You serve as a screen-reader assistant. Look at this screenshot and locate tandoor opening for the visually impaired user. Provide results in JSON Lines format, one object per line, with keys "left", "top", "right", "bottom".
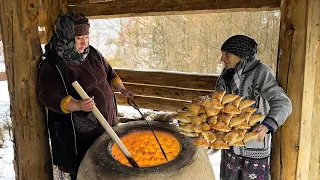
{"left": 111, "top": 130, "right": 181, "bottom": 167}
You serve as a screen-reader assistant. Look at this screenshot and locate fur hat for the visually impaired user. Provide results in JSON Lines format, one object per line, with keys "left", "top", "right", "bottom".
{"left": 73, "top": 13, "right": 90, "bottom": 36}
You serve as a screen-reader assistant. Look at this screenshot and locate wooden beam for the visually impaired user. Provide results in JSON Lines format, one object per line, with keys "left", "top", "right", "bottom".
{"left": 115, "top": 94, "right": 187, "bottom": 112}
{"left": 271, "top": 0, "right": 320, "bottom": 179}
{"left": 0, "top": 1, "right": 53, "bottom": 179}
{"left": 122, "top": 83, "right": 212, "bottom": 101}
{"left": 68, "top": 0, "right": 280, "bottom": 18}
{"left": 115, "top": 68, "right": 218, "bottom": 90}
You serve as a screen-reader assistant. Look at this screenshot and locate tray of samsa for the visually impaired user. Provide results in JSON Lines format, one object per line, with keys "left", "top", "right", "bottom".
{"left": 175, "top": 91, "right": 265, "bottom": 149}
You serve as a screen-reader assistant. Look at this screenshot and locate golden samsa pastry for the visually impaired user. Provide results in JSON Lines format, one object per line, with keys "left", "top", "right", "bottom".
{"left": 201, "top": 122, "right": 211, "bottom": 131}
{"left": 238, "top": 112, "right": 252, "bottom": 123}
{"left": 178, "top": 124, "right": 195, "bottom": 132}
{"left": 239, "top": 99, "right": 256, "bottom": 110}
{"left": 218, "top": 114, "right": 233, "bottom": 126}
{"left": 212, "top": 131, "right": 227, "bottom": 139}
{"left": 210, "top": 138, "right": 229, "bottom": 149}
{"left": 211, "top": 121, "right": 231, "bottom": 132}
{"left": 176, "top": 109, "right": 193, "bottom": 117}
{"left": 180, "top": 131, "right": 199, "bottom": 137}
{"left": 235, "top": 122, "right": 251, "bottom": 129}
{"left": 229, "top": 140, "right": 245, "bottom": 147}
{"left": 222, "top": 94, "right": 239, "bottom": 104}
{"left": 202, "top": 131, "right": 217, "bottom": 143}
{"left": 190, "top": 115, "right": 206, "bottom": 125}
{"left": 198, "top": 107, "right": 206, "bottom": 114}
{"left": 241, "top": 107, "right": 257, "bottom": 115}
{"left": 208, "top": 116, "right": 218, "bottom": 128}
{"left": 249, "top": 114, "right": 265, "bottom": 126}
{"left": 232, "top": 129, "right": 247, "bottom": 142}
{"left": 198, "top": 113, "right": 208, "bottom": 122}
{"left": 193, "top": 125, "right": 203, "bottom": 133}
{"left": 209, "top": 98, "right": 224, "bottom": 109}
{"left": 204, "top": 106, "right": 221, "bottom": 117}
{"left": 232, "top": 97, "right": 243, "bottom": 108}
{"left": 224, "top": 132, "right": 239, "bottom": 144}
{"left": 200, "top": 97, "right": 212, "bottom": 107}
{"left": 210, "top": 91, "right": 226, "bottom": 103}
{"left": 229, "top": 116, "right": 246, "bottom": 128}
{"left": 243, "top": 132, "right": 259, "bottom": 142}
{"left": 185, "top": 103, "right": 202, "bottom": 116}
{"left": 221, "top": 103, "right": 241, "bottom": 114}
{"left": 175, "top": 114, "right": 192, "bottom": 123}
{"left": 194, "top": 136, "right": 210, "bottom": 146}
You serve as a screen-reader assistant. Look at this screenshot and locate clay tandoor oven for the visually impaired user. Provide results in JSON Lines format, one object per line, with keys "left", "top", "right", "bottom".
{"left": 77, "top": 121, "right": 215, "bottom": 180}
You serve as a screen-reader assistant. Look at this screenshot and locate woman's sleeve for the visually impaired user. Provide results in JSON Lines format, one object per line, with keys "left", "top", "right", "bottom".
{"left": 102, "top": 57, "right": 122, "bottom": 87}
{"left": 38, "top": 62, "right": 69, "bottom": 113}
{"left": 256, "top": 64, "right": 292, "bottom": 131}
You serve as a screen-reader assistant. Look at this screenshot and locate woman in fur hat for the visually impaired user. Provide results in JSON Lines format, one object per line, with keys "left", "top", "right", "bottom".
{"left": 216, "top": 35, "right": 292, "bottom": 180}
{"left": 38, "top": 12, "right": 133, "bottom": 179}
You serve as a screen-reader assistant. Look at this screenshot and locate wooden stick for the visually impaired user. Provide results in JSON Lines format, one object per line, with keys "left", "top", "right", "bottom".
{"left": 72, "top": 81, "right": 139, "bottom": 168}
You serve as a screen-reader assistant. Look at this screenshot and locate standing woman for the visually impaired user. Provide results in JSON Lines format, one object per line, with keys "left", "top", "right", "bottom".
{"left": 216, "top": 35, "right": 292, "bottom": 180}
{"left": 38, "top": 13, "right": 133, "bottom": 179}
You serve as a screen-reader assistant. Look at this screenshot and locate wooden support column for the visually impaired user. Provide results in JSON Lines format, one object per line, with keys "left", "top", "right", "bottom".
{"left": 314, "top": 22, "right": 320, "bottom": 179}
{"left": 0, "top": 0, "right": 65, "bottom": 179}
{"left": 0, "top": 26, "right": 2, "bottom": 41}
{"left": 271, "top": 0, "right": 320, "bottom": 179}
{"left": 39, "top": 0, "right": 67, "bottom": 44}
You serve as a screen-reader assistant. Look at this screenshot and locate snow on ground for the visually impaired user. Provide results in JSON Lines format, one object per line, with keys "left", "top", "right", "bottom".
{"left": 0, "top": 81, "right": 14, "bottom": 180}
{"left": 0, "top": 132, "right": 14, "bottom": 180}
{"left": 0, "top": 80, "right": 221, "bottom": 180}
{"left": 0, "top": 64, "right": 5, "bottom": 72}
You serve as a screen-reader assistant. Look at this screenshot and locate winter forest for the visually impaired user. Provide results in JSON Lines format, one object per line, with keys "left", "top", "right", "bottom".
{"left": 89, "top": 11, "right": 280, "bottom": 74}
{"left": 0, "top": 11, "right": 280, "bottom": 74}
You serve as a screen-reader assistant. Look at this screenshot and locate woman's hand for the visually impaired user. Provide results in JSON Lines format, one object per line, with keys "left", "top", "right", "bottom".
{"left": 251, "top": 124, "right": 269, "bottom": 142}
{"left": 77, "top": 96, "right": 95, "bottom": 112}
{"left": 121, "top": 89, "right": 134, "bottom": 99}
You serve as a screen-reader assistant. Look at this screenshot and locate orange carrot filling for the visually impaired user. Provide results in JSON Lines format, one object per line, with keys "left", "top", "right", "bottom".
{"left": 111, "top": 130, "right": 181, "bottom": 167}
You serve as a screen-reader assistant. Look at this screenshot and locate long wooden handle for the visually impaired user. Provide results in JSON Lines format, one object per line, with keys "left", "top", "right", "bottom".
{"left": 72, "top": 81, "right": 139, "bottom": 168}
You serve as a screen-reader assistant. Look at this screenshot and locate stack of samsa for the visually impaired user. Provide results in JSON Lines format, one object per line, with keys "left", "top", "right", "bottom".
{"left": 176, "top": 91, "right": 265, "bottom": 149}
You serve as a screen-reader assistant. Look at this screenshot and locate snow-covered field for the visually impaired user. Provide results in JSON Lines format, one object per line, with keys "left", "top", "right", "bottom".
{"left": 0, "top": 80, "right": 220, "bottom": 180}
{"left": 0, "top": 81, "right": 14, "bottom": 180}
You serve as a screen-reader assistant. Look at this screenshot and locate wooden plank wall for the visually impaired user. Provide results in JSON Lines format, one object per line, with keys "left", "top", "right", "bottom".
{"left": 68, "top": 0, "right": 280, "bottom": 18}
{"left": 114, "top": 68, "right": 218, "bottom": 111}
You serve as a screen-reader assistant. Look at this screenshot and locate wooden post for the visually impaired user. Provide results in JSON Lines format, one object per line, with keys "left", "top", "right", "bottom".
{"left": 272, "top": 0, "right": 320, "bottom": 179}
{"left": 39, "top": 0, "right": 67, "bottom": 44}
{"left": 0, "top": 26, "right": 2, "bottom": 41}
{"left": 0, "top": 0, "right": 67, "bottom": 179}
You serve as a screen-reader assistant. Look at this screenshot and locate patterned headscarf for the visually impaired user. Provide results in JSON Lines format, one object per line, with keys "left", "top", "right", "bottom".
{"left": 43, "top": 12, "right": 90, "bottom": 65}
{"left": 217, "top": 35, "right": 258, "bottom": 93}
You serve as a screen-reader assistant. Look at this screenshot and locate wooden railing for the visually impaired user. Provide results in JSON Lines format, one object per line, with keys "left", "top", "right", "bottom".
{"left": 114, "top": 68, "right": 219, "bottom": 112}
{"left": 0, "top": 69, "right": 220, "bottom": 112}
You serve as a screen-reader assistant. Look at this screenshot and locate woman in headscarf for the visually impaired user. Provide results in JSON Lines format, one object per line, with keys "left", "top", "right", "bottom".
{"left": 216, "top": 35, "right": 292, "bottom": 180}
{"left": 37, "top": 12, "right": 133, "bottom": 179}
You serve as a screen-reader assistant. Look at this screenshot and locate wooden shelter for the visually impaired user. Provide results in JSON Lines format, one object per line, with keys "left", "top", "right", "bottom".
{"left": 0, "top": 0, "right": 319, "bottom": 179}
